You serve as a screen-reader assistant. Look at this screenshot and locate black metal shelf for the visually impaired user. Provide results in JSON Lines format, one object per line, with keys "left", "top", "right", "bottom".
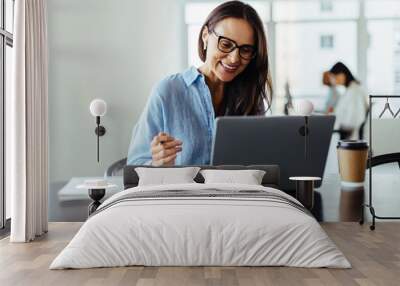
{"left": 360, "top": 95, "right": 400, "bottom": 230}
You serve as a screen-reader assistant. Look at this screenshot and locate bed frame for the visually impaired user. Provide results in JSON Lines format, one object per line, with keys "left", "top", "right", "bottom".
{"left": 123, "top": 165, "right": 280, "bottom": 190}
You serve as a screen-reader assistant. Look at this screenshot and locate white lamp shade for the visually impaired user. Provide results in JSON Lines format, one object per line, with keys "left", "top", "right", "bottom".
{"left": 294, "top": 99, "right": 314, "bottom": 116}
{"left": 89, "top": 99, "right": 107, "bottom": 117}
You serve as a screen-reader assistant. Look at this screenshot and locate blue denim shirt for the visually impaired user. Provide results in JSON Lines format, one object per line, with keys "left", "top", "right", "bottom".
{"left": 127, "top": 66, "right": 216, "bottom": 165}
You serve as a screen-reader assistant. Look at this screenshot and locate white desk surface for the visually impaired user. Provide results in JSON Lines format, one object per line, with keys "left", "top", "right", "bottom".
{"left": 58, "top": 176, "right": 124, "bottom": 202}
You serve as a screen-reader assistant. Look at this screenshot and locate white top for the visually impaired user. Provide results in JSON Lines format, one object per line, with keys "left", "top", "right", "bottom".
{"left": 76, "top": 183, "right": 117, "bottom": 190}
{"left": 334, "top": 81, "right": 368, "bottom": 139}
{"left": 58, "top": 176, "right": 123, "bottom": 201}
{"left": 289, "top": 176, "right": 321, "bottom": 181}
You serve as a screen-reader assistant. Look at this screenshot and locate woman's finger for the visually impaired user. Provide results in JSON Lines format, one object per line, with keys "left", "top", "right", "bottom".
{"left": 151, "top": 134, "right": 175, "bottom": 147}
{"left": 159, "top": 153, "right": 177, "bottom": 165}
{"left": 152, "top": 146, "right": 182, "bottom": 161}
{"left": 152, "top": 140, "right": 182, "bottom": 154}
{"left": 151, "top": 136, "right": 158, "bottom": 147}
{"left": 161, "top": 139, "right": 182, "bottom": 149}
{"left": 158, "top": 134, "right": 175, "bottom": 144}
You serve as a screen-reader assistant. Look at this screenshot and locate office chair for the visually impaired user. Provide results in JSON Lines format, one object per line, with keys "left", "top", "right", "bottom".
{"left": 358, "top": 106, "right": 370, "bottom": 140}
{"left": 105, "top": 157, "right": 127, "bottom": 177}
{"left": 366, "top": 152, "right": 400, "bottom": 170}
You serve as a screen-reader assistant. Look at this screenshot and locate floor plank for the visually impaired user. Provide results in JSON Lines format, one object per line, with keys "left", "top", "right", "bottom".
{"left": 0, "top": 222, "right": 399, "bottom": 286}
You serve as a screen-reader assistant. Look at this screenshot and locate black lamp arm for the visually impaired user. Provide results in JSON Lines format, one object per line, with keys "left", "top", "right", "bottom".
{"left": 93, "top": 116, "right": 106, "bottom": 162}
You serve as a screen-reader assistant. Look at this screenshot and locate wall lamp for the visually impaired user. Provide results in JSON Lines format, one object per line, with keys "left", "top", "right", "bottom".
{"left": 89, "top": 99, "right": 107, "bottom": 162}
{"left": 294, "top": 99, "right": 314, "bottom": 159}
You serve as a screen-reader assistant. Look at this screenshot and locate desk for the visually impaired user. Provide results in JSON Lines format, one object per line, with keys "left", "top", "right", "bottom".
{"left": 50, "top": 165, "right": 400, "bottom": 223}
{"left": 316, "top": 164, "right": 400, "bottom": 222}
{"left": 58, "top": 176, "right": 123, "bottom": 202}
{"left": 49, "top": 177, "right": 123, "bottom": 222}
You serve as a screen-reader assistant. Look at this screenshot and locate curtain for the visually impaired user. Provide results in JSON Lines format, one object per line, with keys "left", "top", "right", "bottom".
{"left": 9, "top": 0, "right": 49, "bottom": 242}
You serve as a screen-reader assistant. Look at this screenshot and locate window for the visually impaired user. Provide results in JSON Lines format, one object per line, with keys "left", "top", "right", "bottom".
{"left": 320, "top": 0, "right": 333, "bottom": 12}
{"left": 185, "top": 2, "right": 222, "bottom": 67}
{"left": 1, "top": 0, "right": 14, "bottom": 229}
{"left": 366, "top": 0, "right": 400, "bottom": 18}
{"left": 275, "top": 21, "right": 357, "bottom": 110}
{"left": 320, "top": 34, "right": 334, "bottom": 49}
{"left": 273, "top": 0, "right": 358, "bottom": 21}
{"left": 366, "top": 0, "right": 400, "bottom": 115}
{"left": 274, "top": 0, "right": 358, "bottom": 112}
{"left": 367, "top": 20, "right": 400, "bottom": 94}
{"left": 184, "top": 0, "right": 400, "bottom": 114}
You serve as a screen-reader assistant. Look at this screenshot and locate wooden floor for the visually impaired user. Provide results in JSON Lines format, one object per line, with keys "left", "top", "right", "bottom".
{"left": 0, "top": 222, "right": 399, "bottom": 286}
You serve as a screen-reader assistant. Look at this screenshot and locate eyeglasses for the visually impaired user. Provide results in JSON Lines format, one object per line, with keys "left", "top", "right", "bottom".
{"left": 211, "top": 30, "right": 256, "bottom": 60}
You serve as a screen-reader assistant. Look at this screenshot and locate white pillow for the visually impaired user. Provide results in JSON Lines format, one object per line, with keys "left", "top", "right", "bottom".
{"left": 135, "top": 167, "right": 200, "bottom": 186}
{"left": 200, "top": 169, "right": 266, "bottom": 185}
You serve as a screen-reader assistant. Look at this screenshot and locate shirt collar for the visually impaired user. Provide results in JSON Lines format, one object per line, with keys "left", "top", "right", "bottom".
{"left": 182, "top": 66, "right": 203, "bottom": 87}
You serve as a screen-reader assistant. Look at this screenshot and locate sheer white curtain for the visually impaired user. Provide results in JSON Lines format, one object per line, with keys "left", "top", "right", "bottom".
{"left": 9, "top": 0, "right": 49, "bottom": 242}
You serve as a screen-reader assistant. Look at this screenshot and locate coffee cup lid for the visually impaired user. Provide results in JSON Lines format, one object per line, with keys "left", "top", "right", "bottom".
{"left": 337, "top": 140, "right": 368, "bottom": 150}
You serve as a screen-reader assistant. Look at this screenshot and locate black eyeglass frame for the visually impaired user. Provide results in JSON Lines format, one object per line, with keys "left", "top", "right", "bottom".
{"left": 211, "top": 30, "right": 257, "bottom": 60}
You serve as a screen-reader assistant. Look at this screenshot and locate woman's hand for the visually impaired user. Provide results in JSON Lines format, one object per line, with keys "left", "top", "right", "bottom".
{"left": 322, "top": 71, "right": 336, "bottom": 87}
{"left": 151, "top": 132, "right": 183, "bottom": 166}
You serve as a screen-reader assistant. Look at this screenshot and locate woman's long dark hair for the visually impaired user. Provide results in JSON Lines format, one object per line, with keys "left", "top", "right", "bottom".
{"left": 329, "top": 62, "right": 359, "bottom": 87}
{"left": 198, "top": 1, "right": 272, "bottom": 115}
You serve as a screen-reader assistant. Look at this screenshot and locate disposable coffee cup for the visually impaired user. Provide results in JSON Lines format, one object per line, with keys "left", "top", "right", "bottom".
{"left": 337, "top": 140, "right": 369, "bottom": 187}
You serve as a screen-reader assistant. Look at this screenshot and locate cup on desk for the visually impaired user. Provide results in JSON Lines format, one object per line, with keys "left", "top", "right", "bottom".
{"left": 337, "top": 140, "right": 369, "bottom": 188}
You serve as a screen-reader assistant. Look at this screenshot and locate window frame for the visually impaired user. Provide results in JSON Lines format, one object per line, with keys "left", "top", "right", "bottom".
{"left": 0, "top": 0, "right": 14, "bottom": 231}
{"left": 321, "top": 0, "right": 334, "bottom": 12}
{"left": 320, "top": 34, "right": 335, "bottom": 49}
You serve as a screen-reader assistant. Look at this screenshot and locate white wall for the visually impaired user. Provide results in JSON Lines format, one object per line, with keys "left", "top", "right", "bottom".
{"left": 47, "top": 0, "right": 186, "bottom": 185}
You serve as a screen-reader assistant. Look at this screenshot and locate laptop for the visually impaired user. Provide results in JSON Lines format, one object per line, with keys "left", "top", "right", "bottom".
{"left": 210, "top": 115, "right": 335, "bottom": 191}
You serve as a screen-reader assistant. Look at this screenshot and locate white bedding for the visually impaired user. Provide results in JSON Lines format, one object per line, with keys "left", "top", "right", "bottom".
{"left": 50, "top": 183, "right": 351, "bottom": 269}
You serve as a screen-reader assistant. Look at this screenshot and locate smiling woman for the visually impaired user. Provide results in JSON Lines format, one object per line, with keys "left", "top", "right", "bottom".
{"left": 127, "top": 1, "right": 272, "bottom": 167}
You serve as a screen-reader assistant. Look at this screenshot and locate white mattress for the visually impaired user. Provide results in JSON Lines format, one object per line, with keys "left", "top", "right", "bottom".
{"left": 50, "top": 183, "right": 351, "bottom": 269}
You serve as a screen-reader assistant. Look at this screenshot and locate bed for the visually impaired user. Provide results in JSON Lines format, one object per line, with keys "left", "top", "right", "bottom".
{"left": 50, "top": 165, "right": 350, "bottom": 269}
